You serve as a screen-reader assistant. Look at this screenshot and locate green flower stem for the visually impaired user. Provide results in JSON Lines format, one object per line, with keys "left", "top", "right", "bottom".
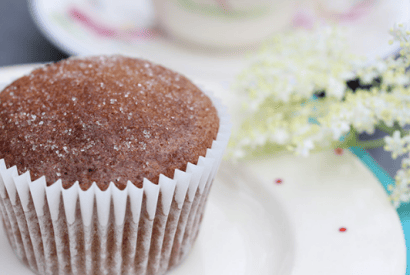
{"left": 356, "top": 138, "right": 386, "bottom": 149}
{"left": 336, "top": 129, "right": 385, "bottom": 149}
{"left": 376, "top": 122, "right": 396, "bottom": 135}
{"left": 376, "top": 122, "right": 408, "bottom": 136}
{"left": 344, "top": 129, "right": 357, "bottom": 147}
{"left": 336, "top": 129, "right": 357, "bottom": 149}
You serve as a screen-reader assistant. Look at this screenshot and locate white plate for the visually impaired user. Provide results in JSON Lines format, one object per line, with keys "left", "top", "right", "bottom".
{"left": 0, "top": 65, "right": 406, "bottom": 275}
{"left": 29, "top": 0, "right": 410, "bottom": 85}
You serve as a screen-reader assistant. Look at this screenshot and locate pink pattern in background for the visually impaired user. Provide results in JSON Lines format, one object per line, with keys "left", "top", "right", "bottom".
{"left": 68, "top": 7, "right": 157, "bottom": 40}
{"left": 316, "top": 0, "right": 378, "bottom": 22}
{"left": 68, "top": 0, "right": 377, "bottom": 42}
{"left": 215, "top": 0, "right": 232, "bottom": 13}
{"left": 293, "top": 0, "right": 378, "bottom": 29}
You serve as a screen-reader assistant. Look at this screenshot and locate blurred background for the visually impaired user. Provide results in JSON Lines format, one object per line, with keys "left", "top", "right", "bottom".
{"left": 0, "top": 0, "right": 409, "bottom": 176}
{"left": 1, "top": 0, "right": 407, "bottom": 176}
{"left": 0, "top": 0, "right": 68, "bottom": 66}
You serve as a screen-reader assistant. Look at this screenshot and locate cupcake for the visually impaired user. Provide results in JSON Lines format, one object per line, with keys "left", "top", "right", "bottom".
{"left": 0, "top": 56, "right": 230, "bottom": 275}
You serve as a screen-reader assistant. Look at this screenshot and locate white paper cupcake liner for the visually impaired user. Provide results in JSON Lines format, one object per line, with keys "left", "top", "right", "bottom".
{"left": 0, "top": 88, "right": 231, "bottom": 275}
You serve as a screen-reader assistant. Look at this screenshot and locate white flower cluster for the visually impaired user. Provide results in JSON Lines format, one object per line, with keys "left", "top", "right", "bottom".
{"left": 230, "top": 24, "right": 410, "bottom": 208}
{"left": 384, "top": 131, "right": 410, "bottom": 159}
{"left": 391, "top": 159, "right": 410, "bottom": 207}
{"left": 231, "top": 26, "right": 363, "bottom": 158}
{"left": 236, "top": 26, "right": 359, "bottom": 106}
{"left": 321, "top": 87, "right": 410, "bottom": 142}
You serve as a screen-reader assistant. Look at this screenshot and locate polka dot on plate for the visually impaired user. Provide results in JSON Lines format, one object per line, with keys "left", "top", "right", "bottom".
{"left": 334, "top": 148, "right": 344, "bottom": 155}
{"left": 339, "top": 227, "right": 347, "bottom": 232}
{"left": 275, "top": 178, "right": 283, "bottom": 184}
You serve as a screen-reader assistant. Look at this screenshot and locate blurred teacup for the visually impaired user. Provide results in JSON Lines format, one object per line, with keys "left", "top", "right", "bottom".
{"left": 70, "top": 0, "right": 298, "bottom": 48}
{"left": 152, "top": 0, "right": 298, "bottom": 48}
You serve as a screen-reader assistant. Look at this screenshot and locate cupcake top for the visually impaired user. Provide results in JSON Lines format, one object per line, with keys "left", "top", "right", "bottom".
{"left": 0, "top": 56, "right": 219, "bottom": 190}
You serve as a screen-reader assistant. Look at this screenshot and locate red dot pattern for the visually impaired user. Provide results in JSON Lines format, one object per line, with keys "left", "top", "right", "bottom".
{"left": 335, "top": 148, "right": 344, "bottom": 155}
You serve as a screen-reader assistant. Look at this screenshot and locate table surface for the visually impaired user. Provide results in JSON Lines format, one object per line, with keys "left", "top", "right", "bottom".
{"left": 0, "top": 0, "right": 403, "bottom": 179}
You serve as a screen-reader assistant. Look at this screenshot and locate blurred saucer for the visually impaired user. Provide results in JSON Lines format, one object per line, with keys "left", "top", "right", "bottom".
{"left": 29, "top": 0, "right": 409, "bottom": 84}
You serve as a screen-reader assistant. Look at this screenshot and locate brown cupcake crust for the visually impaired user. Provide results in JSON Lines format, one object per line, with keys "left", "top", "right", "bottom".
{"left": 0, "top": 56, "right": 219, "bottom": 190}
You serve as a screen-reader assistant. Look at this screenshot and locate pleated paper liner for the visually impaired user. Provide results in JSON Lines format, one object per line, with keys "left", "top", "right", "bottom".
{"left": 0, "top": 89, "right": 231, "bottom": 275}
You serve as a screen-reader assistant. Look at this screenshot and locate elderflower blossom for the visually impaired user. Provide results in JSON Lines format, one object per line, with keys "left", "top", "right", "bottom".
{"left": 229, "top": 25, "right": 363, "bottom": 157}
{"left": 230, "top": 23, "right": 410, "bottom": 208}
{"left": 391, "top": 152, "right": 410, "bottom": 207}
{"left": 235, "top": 25, "right": 360, "bottom": 106}
{"left": 389, "top": 23, "right": 410, "bottom": 66}
{"left": 384, "top": 131, "right": 408, "bottom": 159}
{"left": 391, "top": 165, "right": 410, "bottom": 207}
{"left": 294, "top": 140, "right": 315, "bottom": 157}
{"left": 358, "top": 24, "right": 410, "bottom": 88}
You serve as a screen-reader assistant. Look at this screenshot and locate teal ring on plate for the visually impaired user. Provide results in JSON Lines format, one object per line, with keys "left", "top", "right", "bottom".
{"left": 350, "top": 146, "right": 409, "bottom": 274}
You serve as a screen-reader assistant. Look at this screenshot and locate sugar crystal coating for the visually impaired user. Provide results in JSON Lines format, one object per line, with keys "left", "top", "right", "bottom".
{"left": 0, "top": 56, "right": 219, "bottom": 190}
